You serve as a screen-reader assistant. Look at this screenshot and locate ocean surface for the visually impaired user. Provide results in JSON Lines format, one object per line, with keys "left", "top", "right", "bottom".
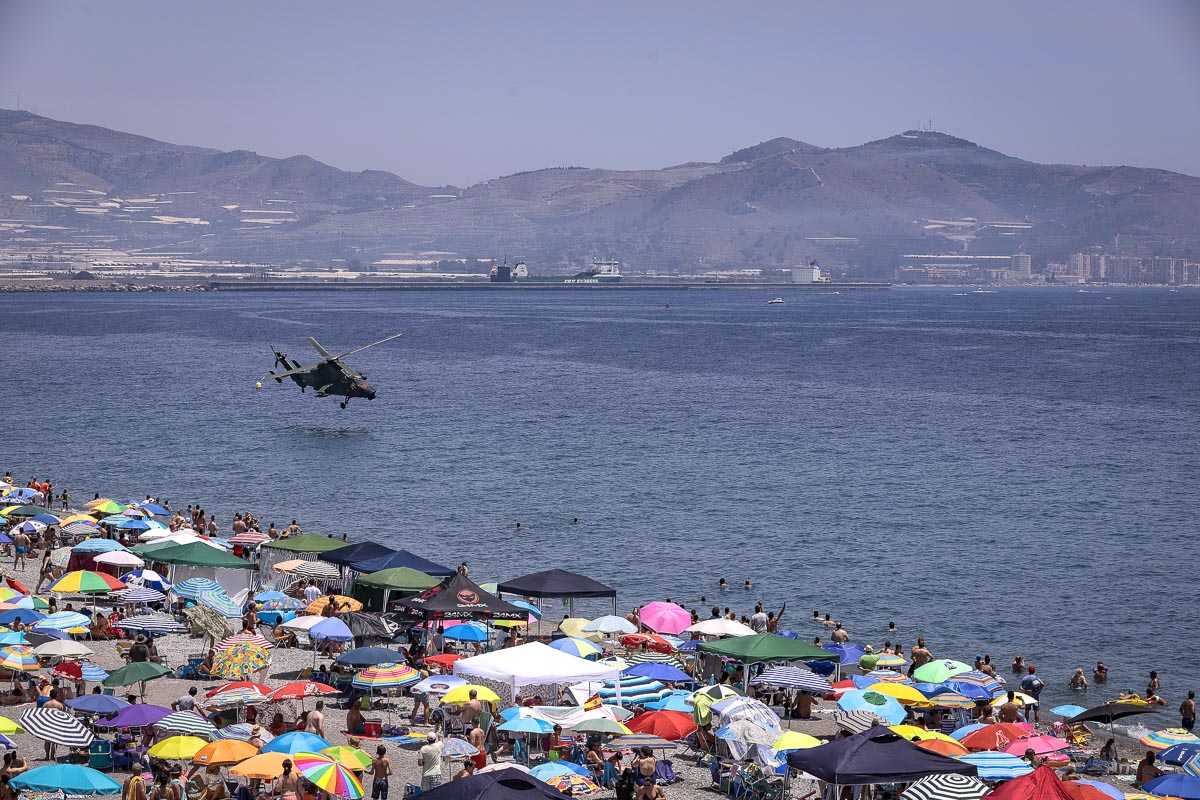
{"left": 3, "top": 286, "right": 1198, "bottom": 725}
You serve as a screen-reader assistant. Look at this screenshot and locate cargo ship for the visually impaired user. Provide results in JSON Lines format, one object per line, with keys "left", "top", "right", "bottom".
{"left": 489, "top": 258, "right": 623, "bottom": 284}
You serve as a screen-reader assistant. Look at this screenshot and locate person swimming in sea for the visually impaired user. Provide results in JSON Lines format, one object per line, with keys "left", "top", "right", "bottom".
{"left": 718, "top": 578, "right": 727, "bottom": 589}
{"left": 743, "top": 580, "right": 751, "bottom": 590}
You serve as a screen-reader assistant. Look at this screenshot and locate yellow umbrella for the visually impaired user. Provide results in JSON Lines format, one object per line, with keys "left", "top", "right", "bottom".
{"left": 491, "top": 619, "right": 528, "bottom": 628}
{"left": 773, "top": 731, "right": 821, "bottom": 750}
{"left": 230, "top": 752, "right": 292, "bottom": 779}
{"left": 149, "top": 736, "right": 208, "bottom": 760}
{"left": 888, "top": 725, "right": 961, "bottom": 745}
{"left": 442, "top": 684, "right": 501, "bottom": 705}
{"left": 870, "top": 683, "right": 932, "bottom": 706}
{"left": 0, "top": 718, "right": 23, "bottom": 734}
{"left": 306, "top": 595, "right": 363, "bottom": 615}
{"left": 58, "top": 513, "right": 98, "bottom": 526}
{"left": 321, "top": 746, "right": 374, "bottom": 771}
{"left": 559, "top": 617, "right": 602, "bottom": 642}
{"left": 990, "top": 692, "right": 1038, "bottom": 707}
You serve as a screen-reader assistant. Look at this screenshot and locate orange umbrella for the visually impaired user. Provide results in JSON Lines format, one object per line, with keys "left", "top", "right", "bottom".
{"left": 960, "top": 723, "right": 1030, "bottom": 751}
{"left": 193, "top": 739, "right": 259, "bottom": 765}
{"left": 914, "top": 738, "right": 969, "bottom": 756}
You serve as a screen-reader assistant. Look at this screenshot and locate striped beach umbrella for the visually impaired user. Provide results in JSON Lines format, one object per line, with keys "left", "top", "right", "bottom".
{"left": 949, "top": 672, "right": 1005, "bottom": 695}
{"left": 833, "top": 710, "right": 888, "bottom": 734}
{"left": 80, "top": 662, "right": 109, "bottom": 681}
{"left": 19, "top": 708, "right": 95, "bottom": 748}
{"left": 45, "top": 570, "right": 125, "bottom": 594}
{"left": 751, "top": 666, "right": 833, "bottom": 694}
{"left": 114, "top": 587, "right": 167, "bottom": 604}
{"left": 207, "top": 682, "right": 272, "bottom": 699}
{"left": 71, "top": 538, "right": 127, "bottom": 554}
{"left": 902, "top": 773, "right": 991, "bottom": 800}
{"left": 121, "top": 569, "right": 172, "bottom": 592}
{"left": 218, "top": 723, "right": 275, "bottom": 744}
{"left": 148, "top": 736, "right": 208, "bottom": 760}
{"left": 864, "top": 669, "right": 913, "bottom": 684}
{"left": 32, "top": 611, "right": 92, "bottom": 633}
{"left": 292, "top": 752, "right": 364, "bottom": 799}
{"left": 930, "top": 692, "right": 977, "bottom": 709}
{"left": 291, "top": 561, "right": 341, "bottom": 580}
{"left": 624, "top": 650, "right": 686, "bottom": 668}
{"left": 173, "top": 578, "right": 223, "bottom": 600}
{"left": 605, "top": 733, "right": 676, "bottom": 750}
{"left": 33, "top": 640, "right": 93, "bottom": 658}
{"left": 548, "top": 638, "right": 603, "bottom": 660}
{"left": 269, "top": 681, "right": 339, "bottom": 701}
{"left": 955, "top": 750, "right": 1034, "bottom": 780}
{"left": 229, "top": 532, "right": 269, "bottom": 546}
{"left": 1141, "top": 729, "right": 1200, "bottom": 751}
{"left": 875, "top": 654, "right": 910, "bottom": 668}
{"left": 0, "top": 645, "right": 40, "bottom": 672}
{"left": 88, "top": 500, "right": 127, "bottom": 515}
{"left": 115, "top": 613, "right": 187, "bottom": 635}
{"left": 60, "top": 520, "right": 99, "bottom": 536}
{"left": 352, "top": 663, "right": 420, "bottom": 691}
{"left": 439, "top": 738, "right": 480, "bottom": 758}
{"left": 212, "top": 644, "right": 270, "bottom": 681}
{"left": 198, "top": 590, "right": 242, "bottom": 618}
{"left": 321, "top": 746, "right": 374, "bottom": 770}
{"left": 207, "top": 688, "right": 271, "bottom": 708}
{"left": 216, "top": 633, "right": 276, "bottom": 652}
{"left": 155, "top": 711, "right": 220, "bottom": 739}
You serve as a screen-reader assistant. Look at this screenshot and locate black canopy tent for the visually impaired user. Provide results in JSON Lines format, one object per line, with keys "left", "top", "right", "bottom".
{"left": 416, "top": 769, "right": 570, "bottom": 800}
{"left": 496, "top": 568, "right": 617, "bottom": 632}
{"left": 786, "top": 725, "right": 978, "bottom": 785}
{"left": 401, "top": 572, "right": 528, "bottom": 621}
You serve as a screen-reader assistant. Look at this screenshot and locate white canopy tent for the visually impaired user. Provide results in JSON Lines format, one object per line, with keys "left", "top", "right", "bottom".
{"left": 453, "top": 642, "right": 623, "bottom": 701}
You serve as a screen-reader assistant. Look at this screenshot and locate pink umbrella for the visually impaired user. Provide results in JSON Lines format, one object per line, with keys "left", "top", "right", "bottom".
{"left": 638, "top": 602, "right": 691, "bottom": 635}
{"left": 1003, "top": 735, "right": 1072, "bottom": 756}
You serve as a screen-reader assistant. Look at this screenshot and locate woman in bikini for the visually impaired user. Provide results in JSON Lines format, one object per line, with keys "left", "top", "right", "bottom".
{"left": 275, "top": 759, "right": 301, "bottom": 800}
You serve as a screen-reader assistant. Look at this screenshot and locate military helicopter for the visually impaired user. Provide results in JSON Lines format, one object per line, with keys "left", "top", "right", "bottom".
{"left": 255, "top": 333, "right": 402, "bottom": 408}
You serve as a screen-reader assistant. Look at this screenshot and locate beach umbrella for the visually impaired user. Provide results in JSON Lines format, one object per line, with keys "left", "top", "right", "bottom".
{"left": 930, "top": 693, "right": 977, "bottom": 709}
{"left": 19, "top": 708, "right": 94, "bottom": 748}
{"left": 173, "top": 577, "right": 223, "bottom": 600}
{"left": 571, "top": 718, "right": 632, "bottom": 735}
{"left": 580, "top": 674, "right": 667, "bottom": 707}
{"left": 875, "top": 653, "right": 910, "bottom": 668}
{"left": 217, "top": 633, "right": 276, "bottom": 652}
{"left": 66, "top": 694, "right": 130, "bottom": 716}
{"left": 529, "top": 763, "right": 588, "bottom": 781}
{"left": 292, "top": 752, "right": 364, "bottom": 800}
{"left": 261, "top": 732, "right": 333, "bottom": 755}
{"left": 3, "top": 505, "right": 47, "bottom": 518}
{"left": 306, "top": 595, "right": 362, "bottom": 615}
{"left": 88, "top": 500, "right": 127, "bottom": 515}
{"left": 412, "top": 675, "right": 467, "bottom": 696}
{"left": 559, "top": 618, "right": 603, "bottom": 642}
{"left": 322, "top": 746, "right": 375, "bottom": 770}
{"left": 61, "top": 520, "right": 100, "bottom": 537}
{"left": 623, "top": 661, "right": 691, "bottom": 683}
{"left": 619, "top": 632, "right": 676, "bottom": 653}
{"left": 198, "top": 589, "right": 242, "bottom": 618}
{"left": 954, "top": 750, "right": 1033, "bottom": 780}
{"left": 442, "top": 684, "right": 501, "bottom": 705}
{"left": 352, "top": 663, "right": 420, "bottom": 691}
{"left": 833, "top": 710, "right": 889, "bottom": 734}
{"left": 93, "top": 550, "right": 144, "bottom": 568}
{"left": 335, "top": 647, "right": 407, "bottom": 667}
{"left": 257, "top": 595, "right": 308, "bottom": 612}
{"left": 498, "top": 717, "right": 555, "bottom": 734}
{"left": 0, "top": 631, "right": 25, "bottom": 646}
{"left": 97, "top": 703, "right": 172, "bottom": 728}
{"left": 1069, "top": 782, "right": 1124, "bottom": 800}
{"left": 638, "top": 602, "right": 691, "bottom": 635}
{"left": 902, "top": 774, "right": 991, "bottom": 800}
{"left": 773, "top": 731, "right": 822, "bottom": 751}
{"left": 751, "top": 666, "right": 834, "bottom": 694}
{"left": 1050, "top": 705, "right": 1087, "bottom": 718}
{"left": 71, "top": 538, "right": 128, "bottom": 554}
{"left": 0, "top": 610, "right": 43, "bottom": 628}
{"left": 715, "top": 719, "right": 777, "bottom": 746}
{"left": 193, "top": 738, "right": 259, "bottom": 765}
{"left": 441, "top": 622, "right": 489, "bottom": 642}
{"left": 423, "top": 653, "right": 462, "bottom": 669}
{"left": 9, "top": 596, "right": 50, "bottom": 611}
{"left": 230, "top": 752, "right": 292, "bottom": 779}
{"left": 0, "top": 645, "right": 39, "bottom": 672}
{"left": 229, "top": 532, "right": 269, "bottom": 546}
{"left": 218, "top": 723, "right": 275, "bottom": 744}
{"left": 871, "top": 683, "right": 932, "bottom": 706}
{"left": 45, "top": 570, "right": 125, "bottom": 594}
{"left": 32, "top": 611, "right": 92, "bottom": 634}
{"left": 115, "top": 613, "right": 187, "bottom": 634}
{"left": 912, "top": 660, "right": 973, "bottom": 684}
{"left": 32, "top": 639, "right": 93, "bottom": 658}
{"left": 688, "top": 684, "right": 743, "bottom": 705}
{"left": 605, "top": 733, "right": 676, "bottom": 750}
{"left": 156, "top": 710, "right": 220, "bottom": 739}
{"left": 626, "top": 710, "right": 697, "bottom": 741}
{"left": 121, "top": 569, "right": 172, "bottom": 592}
{"left": 863, "top": 669, "right": 912, "bottom": 684}
{"left": 114, "top": 586, "right": 167, "bottom": 604}
{"left": 645, "top": 693, "right": 692, "bottom": 713}
{"left": 310, "top": 617, "right": 355, "bottom": 643}
{"left": 547, "top": 774, "right": 602, "bottom": 796}
{"left": 583, "top": 615, "right": 637, "bottom": 635}
{"left": 956, "top": 723, "right": 1029, "bottom": 751}
{"left": 475, "top": 764, "right": 532, "bottom": 775}
{"left": 292, "top": 561, "right": 342, "bottom": 580}
{"left": 1142, "top": 775, "right": 1200, "bottom": 800}
{"left": 103, "top": 660, "right": 171, "bottom": 688}
{"left": 149, "top": 736, "right": 208, "bottom": 760}
{"left": 0, "top": 719, "right": 21, "bottom": 735}
{"left": 213, "top": 643, "right": 270, "bottom": 680}
{"left": 10, "top": 764, "right": 121, "bottom": 795}
{"left": 890, "top": 726, "right": 962, "bottom": 745}
{"left": 625, "top": 650, "right": 686, "bottom": 669}
{"left": 270, "top": 681, "right": 339, "bottom": 701}
{"left": 1159, "top": 743, "right": 1200, "bottom": 766}
{"left": 440, "top": 738, "right": 481, "bottom": 759}
{"left": 916, "top": 739, "right": 970, "bottom": 757}
{"left": 1142, "top": 729, "right": 1200, "bottom": 750}
{"left": 837, "top": 689, "right": 907, "bottom": 725}
{"left": 207, "top": 688, "right": 270, "bottom": 708}
{"left": 207, "top": 681, "right": 272, "bottom": 698}
{"left": 685, "top": 618, "right": 756, "bottom": 637}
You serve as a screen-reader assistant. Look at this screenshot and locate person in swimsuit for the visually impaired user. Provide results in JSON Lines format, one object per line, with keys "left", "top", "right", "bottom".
{"left": 369, "top": 745, "right": 392, "bottom": 800}
{"left": 275, "top": 760, "right": 301, "bottom": 800}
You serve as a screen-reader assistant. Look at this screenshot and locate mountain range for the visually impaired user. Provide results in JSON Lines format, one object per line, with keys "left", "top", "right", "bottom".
{"left": 2, "top": 109, "right": 1198, "bottom": 277}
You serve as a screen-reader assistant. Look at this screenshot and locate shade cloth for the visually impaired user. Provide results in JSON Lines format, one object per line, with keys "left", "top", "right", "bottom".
{"left": 786, "top": 725, "right": 978, "bottom": 784}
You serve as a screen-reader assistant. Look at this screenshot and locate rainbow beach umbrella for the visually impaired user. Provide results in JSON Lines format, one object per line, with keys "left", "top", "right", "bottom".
{"left": 351, "top": 663, "right": 419, "bottom": 691}
{"left": 1142, "top": 729, "right": 1200, "bottom": 751}
{"left": 321, "top": 746, "right": 374, "bottom": 770}
{"left": 45, "top": 570, "right": 125, "bottom": 594}
{"left": 292, "top": 752, "right": 364, "bottom": 799}
{"left": 0, "top": 645, "right": 40, "bottom": 672}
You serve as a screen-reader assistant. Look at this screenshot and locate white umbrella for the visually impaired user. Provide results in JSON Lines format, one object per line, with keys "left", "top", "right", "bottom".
{"left": 281, "top": 615, "right": 325, "bottom": 632}
{"left": 138, "top": 529, "right": 171, "bottom": 541}
{"left": 32, "top": 640, "right": 95, "bottom": 658}
{"left": 93, "top": 551, "right": 145, "bottom": 568}
{"left": 582, "top": 615, "right": 638, "bottom": 635}
{"left": 685, "top": 618, "right": 756, "bottom": 637}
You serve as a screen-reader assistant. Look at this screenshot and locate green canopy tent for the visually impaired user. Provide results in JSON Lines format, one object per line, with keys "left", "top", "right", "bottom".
{"left": 352, "top": 567, "right": 438, "bottom": 612}
{"left": 259, "top": 534, "right": 346, "bottom": 554}
{"left": 147, "top": 542, "right": 257, "bottom": 569}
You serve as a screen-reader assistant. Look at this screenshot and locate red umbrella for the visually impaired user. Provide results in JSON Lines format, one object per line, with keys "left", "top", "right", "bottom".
{"left": 269, "top": 681, "right": 338, "bottom": 701}
{"left": 987, "top": 766, "right": 1076, "bottom": 800}
{"left": 424, "top": 654, "right": 462, "bottom": 669}
{"left": 618, "top": 633, "right": 674, "bottom": 654}
{"left": 52, "top": 662, "right": 83, "bottom": 680}
{"left": 6, "top": 578, "right": 30, "bottom": 595}
{"left": 1059, "top": 783, "right": 1112, "bottom": 800}
{"left": 205, "top": 681, "right": 272, "bottom": 698}
{"left": 828, "top": 679, "right": 857, "bottom": 700}
{"left": 626, "top": 710, "right": 698, "bottom": 741}
{"left": 960, "top": 723, "right": 1031, "bottom": 751}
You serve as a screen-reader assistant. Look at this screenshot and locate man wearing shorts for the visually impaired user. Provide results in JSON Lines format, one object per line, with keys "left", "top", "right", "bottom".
{"left": 370, "top": 745, "right": 392, "bottom": 800}
{"left": 419, "top": 732, "right": 443, "bottom": 792}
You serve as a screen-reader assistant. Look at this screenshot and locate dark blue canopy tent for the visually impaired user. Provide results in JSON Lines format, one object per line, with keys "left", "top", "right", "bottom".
{"left": 417, "top": 769, "right": 570, "bottom": 800}
{"left": 319, "top": 542, "right": 395, "bottom": 568}
{"left": 349, "top": 549, "right": 455, "bottom": 576}
{"left": 786, "top": 726, "right": 978, "bottom": 784}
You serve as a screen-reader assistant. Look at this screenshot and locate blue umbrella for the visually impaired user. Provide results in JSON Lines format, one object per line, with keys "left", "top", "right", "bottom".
{"left": 913, "top": 682, "right": 955, "bottom": 698}
{"left": 949, "top": 723, "right": 987, "bottom": 741}
{"left": 11, "top": 764, "right": 122, "bottom": 795}
{"left": 497, "top": 717, "right": 555, "bottom": 734}
{"left": 623, "top": 662, "right": 692, "bottom": 683}
{"left": 677, "top": 640, "right": 701, "bottom": 651}
{"left": 0, "top": 534, "right": 10, "bottom": 545}
{"left": 310, "top": 617, "right": 354, "bottom": 642}
{"left": 498, "top": 707, "right": 521, "bottom": 722}
{"left": 120, "top": 569, "right": 172, "bottom": 592}
{"left": 0, "top": 631, "right": 25, "bottom": 646}
{"left": 196, "top": 589, "right": 241, "bottom": 617}
{"left": 548, "top": 638, "right": 601, "bottom": 659}
{"left": 645, "top": 694, "right": 693, "bottom": 712}
{"left": 72, "top": 538, "right": 127, "bottom": 553}
{"left": 954, "top": 751, "right": 1033, "bottom": 781}
{"left": 822, "top": 643, "right": 867, "bottom": 665}
{"left": 260, "top": 731, "right": 333, "bottom": 755}
{"left": 66, "top": 694, "right": 131, "bottom": 715}
{"left": 510, "top": 601, "right": 542, "bottom": 620}
{"left": 1049, "top": 704, "right": 1087, "bottom": 718}
{"left": 529, "top": 763, "right": 589, "bottom": 780}
{"left": 33, "top": 612, "right": 92, "bottom": 633}
{"left": 945, "top": 681, "right": 994, "bottom": 701}
{"left": 1143, "top": 774, "right": 1200, "bottom": 800}
{"left": 172, "top": 577, "right": 223, "bottom": 600}
{"left": 835, "top": 689, "right": 906, "bottom": 725}
{"left": 443, "top": 623, "right": 489, "bottom": 643}
{"left": 774, "top": 631, "right": 799, "bottom": 639}
{"left": 81, "top": 663, "right": 109, "bottom": 681}
{"left": 114, "top": 518, "right": 150, "bottom": 531}
{"left": 336, "top": 647, "right": 407, "bottom": 667}
{"left": 30, "top": 514, "right": 61, "bottom": 526}
{"left": 0, "top": 734, "right": 14, "bottom": 750}
{"left": 139, "top": 504, "right": 171, "bottom": 516}
{"left": 1160, "top": 743, "right": 1200, "bottom": 766}
{"left": 0, "top": 609, "right": 44, "bottom": 626}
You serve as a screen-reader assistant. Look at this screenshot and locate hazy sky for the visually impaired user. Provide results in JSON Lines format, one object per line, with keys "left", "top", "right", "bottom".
{"left": 2, "top": 0, "right": 1198, "bottom": 186}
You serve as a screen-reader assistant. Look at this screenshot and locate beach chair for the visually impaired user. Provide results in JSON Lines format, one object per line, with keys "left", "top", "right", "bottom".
{"left": 88, "top": 740, "right": 113, "bottom": 771}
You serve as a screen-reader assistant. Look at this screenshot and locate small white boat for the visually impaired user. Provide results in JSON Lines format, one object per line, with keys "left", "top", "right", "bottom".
{"left": 971, "top": 288, "right": 996, "bottom": 294}
{"left": 767, "top": 297, "right": 784, "bottom": 305}
{"left": 1077, "top": 289, "right": 1089, "bottom": 293}
{"left": 952, "top": 292, "right": 969, "bottom": 297}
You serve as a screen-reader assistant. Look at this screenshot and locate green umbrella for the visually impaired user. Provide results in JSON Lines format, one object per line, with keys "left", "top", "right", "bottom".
{"left": 2, "top": 505, "right": 45, "bottom": 518}
{"left": 104, "top": 660, "right": 171, "bottom": 688}
{"left": 692, "top": 693, "right": 715, "bottom": 726}
{"left": 696, "top": 634, "right": 833, "bottom": 663}
{"left": 911, "top": 659, "right": 972, "bottom": 684}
